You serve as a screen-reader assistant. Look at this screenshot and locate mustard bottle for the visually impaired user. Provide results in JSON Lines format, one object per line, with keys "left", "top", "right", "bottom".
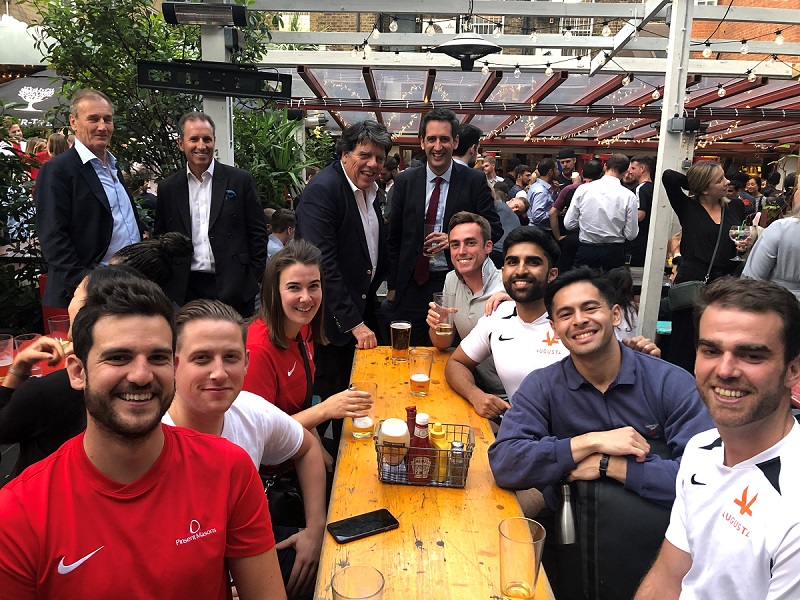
{"left": 429, "top": 423, "right": 449, "bottom": 483}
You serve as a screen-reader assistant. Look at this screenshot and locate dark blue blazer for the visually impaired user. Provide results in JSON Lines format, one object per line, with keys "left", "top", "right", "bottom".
{"left": 387, "top": 161, "right": 502, "bottom": 302}
{"left": 34, "top": 146, "right": 142, "bottom": 307}
{"left": 154, "top": 160, "right": 268, "bottom": 307}
{"left": 295, "top": 160, "right": 387, "bottom": 346}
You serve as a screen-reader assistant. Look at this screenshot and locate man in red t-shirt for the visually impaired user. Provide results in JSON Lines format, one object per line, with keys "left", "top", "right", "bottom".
{"left": 0, "top": 275, "right": 285, "bottom": 599}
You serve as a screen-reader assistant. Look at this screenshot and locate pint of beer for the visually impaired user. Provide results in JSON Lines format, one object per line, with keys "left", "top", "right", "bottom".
{"left": 390, "top": 321, "right": 412, "bottom": 361}
{"left": 0, "top": 334, "right": 12, "bottom": 383}
{"left": 432, "top": 292, "right": 456, "bottom": 337}
{"left": 408, "top": 348, "right": 434, "bottom": 397}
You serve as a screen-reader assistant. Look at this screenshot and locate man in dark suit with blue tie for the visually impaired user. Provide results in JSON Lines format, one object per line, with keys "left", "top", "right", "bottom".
{"left": 35, "top": 89, "right": 143, "bottom": 308}
{"left": 154, "top": 112, "right": 268, "bottom": 317}
{"left": 385, "top": 108, "right": 503, "bottom": 346}
{"left": 295, "top": 120, "right": 392, "bottom": 428}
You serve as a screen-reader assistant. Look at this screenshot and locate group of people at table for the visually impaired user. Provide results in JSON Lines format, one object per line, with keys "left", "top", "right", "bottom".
{"left": 1, "top": 87, "right": 799, "bottom": 600}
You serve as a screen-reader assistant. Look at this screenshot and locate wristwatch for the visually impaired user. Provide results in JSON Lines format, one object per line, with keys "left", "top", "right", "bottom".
{"left": 599, "top": 454, "right": 610, "bottom": 479}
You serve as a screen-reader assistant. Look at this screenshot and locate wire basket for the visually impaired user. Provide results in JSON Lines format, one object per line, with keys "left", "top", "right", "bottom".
{"left": 374, "top": 422, "right": 475, "bottom": 489}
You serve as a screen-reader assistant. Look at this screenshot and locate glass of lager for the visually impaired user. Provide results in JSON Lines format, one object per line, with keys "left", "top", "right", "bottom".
{"left": 349, "top": 381, "right": 377, "bottom": 439}
{"left": 0, "top": 334, "right": 12, "bottom": 383}
{"left": 499, "top": 518, "right": 546, "bottom": 600}
{"left": 408, "top": 348, "right": 434, "bottom": 397}
{"left": 432, "top": 292, "right": 456, "bottom": 337}
{"left": 390, "top": 320, "right": 411, "bottom": 362}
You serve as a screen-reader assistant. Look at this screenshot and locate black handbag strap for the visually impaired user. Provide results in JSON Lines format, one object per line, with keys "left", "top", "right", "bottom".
{"left": 297, "top": 333, "right": 314, "bottom": 411}
{"left": 703, "top": 204, "right": 726, "bottom": 284}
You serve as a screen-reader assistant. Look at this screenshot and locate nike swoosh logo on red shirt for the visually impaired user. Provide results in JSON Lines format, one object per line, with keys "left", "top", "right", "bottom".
{"left": 288, "top": 361, "right": 297, "bottom": 377}
{"left": 57, "top": 546, "right": 104, "bottom": 574}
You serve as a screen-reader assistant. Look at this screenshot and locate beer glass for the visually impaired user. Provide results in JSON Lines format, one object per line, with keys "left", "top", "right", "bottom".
{"left": 43, "top": 315, "right": 71, "bottom": 375}
{"left": 408, "top": 348, "right": 434, "bottom": 397}
{"left": 0, "top": 334, "right": 12, "bottom": 383}
{"left": 331, "top": 565, "right": 384, "bottom": 600}
{"left": 14, "top": 333, "right": 42, "bottom": 377}
{"left": 390, "top": 320, "right": 411, "bottom": 362}
{"left": 350, "top": 381, "right": 377, "bottom": 439}
{"left": 499, "top": 517, "right": 546, "bottom": 600}
{"left": 432, "top": 292, "right": 456, "bottom": 337}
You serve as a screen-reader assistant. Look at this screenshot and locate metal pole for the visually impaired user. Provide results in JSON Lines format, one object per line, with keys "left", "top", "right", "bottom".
{"left": 637, "top": 0, "right": 695, "bottom": 340}
{"left": 201, "top": 24, "right": 235, "bottom": 166}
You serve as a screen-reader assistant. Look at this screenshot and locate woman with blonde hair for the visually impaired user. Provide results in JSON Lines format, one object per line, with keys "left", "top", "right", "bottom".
{"left": 661, "top": 161, "right": 746, "bottom": 373}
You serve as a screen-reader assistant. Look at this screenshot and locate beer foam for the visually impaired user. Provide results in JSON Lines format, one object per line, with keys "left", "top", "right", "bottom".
{"left": 410, "top": 373, "right": 430, "bottom": 382}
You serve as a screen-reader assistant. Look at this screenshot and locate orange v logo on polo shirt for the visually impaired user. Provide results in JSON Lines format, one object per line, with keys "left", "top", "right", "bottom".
{"left": 734, "top": 486, "right": 757, "bottom": 516}
{"left": 542, "top": 331, "right": 560, "bottom": 346}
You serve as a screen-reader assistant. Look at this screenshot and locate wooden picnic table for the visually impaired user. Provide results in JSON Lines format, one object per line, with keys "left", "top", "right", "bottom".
{"left": 313, "top": 346, "right": 554, "bottom": 600}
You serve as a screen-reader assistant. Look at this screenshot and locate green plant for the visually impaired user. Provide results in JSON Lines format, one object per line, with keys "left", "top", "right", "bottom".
{"left": 0, "top": 103, "right": 45, "bottom": 332}
{"left": 233, "top": 107, "right": 317, "bottom": 207}
{"left": 305, "top": 125, "right": 336, "bottom": 171}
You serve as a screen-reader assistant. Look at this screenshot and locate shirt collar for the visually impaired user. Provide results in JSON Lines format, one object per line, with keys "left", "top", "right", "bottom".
{"left": 186, "top": 159, "right": 215, "bottom": 182}
{"left": 564, "top": 341, "right": 636, "bottom": 391}
{"left": 453, "top": 256, "right": 497, "bottom": 289}
{"left": 340, "top": 159, "right": 378, "bottom": 197}
{"left": 426, "top": 161, "right": 453, "bottom": 184}
{"left": 73, "top": 138, "right": 115, "bottom": 167}
{"left": 453, "top": 158, "right": 467, "bottom": 167}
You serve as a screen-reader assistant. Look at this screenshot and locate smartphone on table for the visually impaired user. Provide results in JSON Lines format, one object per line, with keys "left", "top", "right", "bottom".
{"left": 327, "top": 508, "right": 400, "bottom": 544}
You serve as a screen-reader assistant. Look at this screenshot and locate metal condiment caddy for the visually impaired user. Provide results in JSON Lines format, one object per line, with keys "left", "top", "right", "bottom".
{"left": 374, "top": 421, "right": 475, "bottom": 488}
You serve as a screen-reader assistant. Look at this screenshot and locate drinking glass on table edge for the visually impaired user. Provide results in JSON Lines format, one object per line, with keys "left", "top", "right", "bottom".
{"left": 0, "top": 334, "right": 13, "bottom": 383}
{"left": 349, "top": 381, "right": 377, "bottom": 439}
{"left": 499, "top": 517, "right": 546, "bottom": 600}
{"left": 408, "top": 348, "right": 434, "bottom": 397}
{"left": 729, "top": 225, "right": 750, "bottom": 262}
{"left": 432, "top": 291, "right": 456, "bottom": 337}
{"left": 390, "top": 320, "right": 412, "bottom": 362}
{"left": 331, "top": 565, "right": 384, "bottom": 600}
{"left": 14, "top": 333, "right": 42, "bottom": 377}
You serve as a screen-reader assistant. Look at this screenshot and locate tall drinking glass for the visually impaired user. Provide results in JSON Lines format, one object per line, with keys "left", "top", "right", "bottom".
{"left": 14, "top": 333, "right": 42, "bottom": 377}
{"left": 499, "top": 517, "right": 546, "bottom": 600}
{"left": 350, "top": 381, "right": 377, "bottom": 439}
{"left": 390, "top": 320, "right": 411, "bottom": 362}
{"left": 331, "top": 565, "right": 384, "bottom": 600}
{"left": 0, "top": 334, "right": 13, "bottom": 383}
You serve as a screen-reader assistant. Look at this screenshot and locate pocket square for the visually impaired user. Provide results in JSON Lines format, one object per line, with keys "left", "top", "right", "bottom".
{"left": 225, "top": 189, "right": 236, "bottom": 201}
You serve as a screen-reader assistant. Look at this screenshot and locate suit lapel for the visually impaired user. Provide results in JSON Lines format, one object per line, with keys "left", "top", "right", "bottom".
{"left": 209, "top": 160, "right": 226, "bottom": 229}
{"left": 413, "top": 167, "right": 427, "bottom": 241}
{"left": 333, "top": 161, "right": 371, "bottom": 259}
{"left": 176, "top": 171, "right": 192, "bottom": 234}
{"left": 78, "top": 159, "right": 111, "bottom": 214}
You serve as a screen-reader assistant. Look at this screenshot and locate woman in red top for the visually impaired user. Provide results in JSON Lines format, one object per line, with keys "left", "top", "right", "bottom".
{"left": 243, "top": 240, "right": 372, "bottom": 468}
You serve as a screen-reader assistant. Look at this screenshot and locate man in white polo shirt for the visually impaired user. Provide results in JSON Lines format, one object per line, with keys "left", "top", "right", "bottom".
{"left": 636, "top": 277, "right": 800, "bottom": 600}
{"left": 445, "top": 226, "right": 569, "bottom": 418}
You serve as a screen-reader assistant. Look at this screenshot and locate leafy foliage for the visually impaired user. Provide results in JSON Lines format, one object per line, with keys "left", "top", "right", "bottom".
{"left": 0, "top": 103, "right": 45, "bottom": 332}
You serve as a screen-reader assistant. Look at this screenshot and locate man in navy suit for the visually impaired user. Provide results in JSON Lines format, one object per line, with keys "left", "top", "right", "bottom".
{"left": 385, "top": 108, "right": 502, "bottom": 346}
{"left": 295, "top": 120, "right": 392, "bottom": 431}
{"left": 35, "top": 89, "right": 142, "bottom": 308}
{"left": 154, "top": 112, "right": 268, "bottom": 317}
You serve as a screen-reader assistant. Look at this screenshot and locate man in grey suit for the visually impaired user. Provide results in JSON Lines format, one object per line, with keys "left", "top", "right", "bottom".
{"left": 385, "top": 108, "right": 502, "bottom": 346}
{"left": 154, "top": 112, "right": 268, "bottom": 316}
{"left": 35, "top": 89, "right": 142, "bottom": 307}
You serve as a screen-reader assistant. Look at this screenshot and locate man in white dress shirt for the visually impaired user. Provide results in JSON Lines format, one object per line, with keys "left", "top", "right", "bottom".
{"left": 564, "top": 153, "right": 638, "bottom": 271}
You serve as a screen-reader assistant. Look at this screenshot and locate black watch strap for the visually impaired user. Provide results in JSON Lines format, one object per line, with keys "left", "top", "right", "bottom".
{"left": 599, "top": 454, "right": 610, "bottom": 478}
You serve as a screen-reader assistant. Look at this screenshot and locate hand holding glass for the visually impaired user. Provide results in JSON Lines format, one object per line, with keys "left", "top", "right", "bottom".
{"left": 349, "top": 381, "right": 377, "bottom": 439}
{"left": 423, "top": 223, "right": 440, "bottom": 258}
{"left": 729, "top": 226, "right": 750, "bottom": 262}
{"left": 432, "top": 292, "right": 456, "bottom": 336}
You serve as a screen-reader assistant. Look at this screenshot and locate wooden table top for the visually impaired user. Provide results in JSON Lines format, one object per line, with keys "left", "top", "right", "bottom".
{"left": 314, "top": 346, "right": 554, "bottom": 600}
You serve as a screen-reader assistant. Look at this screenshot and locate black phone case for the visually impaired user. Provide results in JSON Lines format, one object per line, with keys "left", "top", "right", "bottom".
{"left": 327, "top": 508, "right": 400, "bottom": 544}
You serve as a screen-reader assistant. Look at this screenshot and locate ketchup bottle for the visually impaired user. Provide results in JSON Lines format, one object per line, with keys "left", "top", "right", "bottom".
{"left": 407, "top": 413, "right": 434, "bottom": 484}
{"left": 405, "top": 406, "right": 417, "bottom": 437}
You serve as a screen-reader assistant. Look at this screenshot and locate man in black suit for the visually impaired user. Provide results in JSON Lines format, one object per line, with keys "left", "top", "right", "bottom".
{"left": 295, "top": 121, "right": 391, "bottom": 438}
{"left": 35, "top": 89, "right": 142, "bottom": 308}
{"left": 154, "top": 112, "right": 267, "bottom": 316}
{"left": 385, "top": 108, "right": 502, "bottom": 346}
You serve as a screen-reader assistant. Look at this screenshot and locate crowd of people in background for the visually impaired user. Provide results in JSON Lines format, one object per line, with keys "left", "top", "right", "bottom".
{"left": 2, "top": 89, "right": 800, "bottom": 600}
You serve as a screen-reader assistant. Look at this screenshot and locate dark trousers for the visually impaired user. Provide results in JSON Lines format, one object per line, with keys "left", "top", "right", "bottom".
{"left": 380, "top": 271, "right": 447, "bottom": 347}
{"left": 558, "top": 231, "right": 581, "bottom": 273}
{"left": 187, "top": 271, "right": 254, "bottom": 317}
{"left": 573, "top": 242, "right": 626, "bottom": 272}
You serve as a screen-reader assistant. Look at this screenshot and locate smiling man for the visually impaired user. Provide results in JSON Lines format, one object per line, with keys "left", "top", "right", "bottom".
{"left": 0, "top": 277, "right": 285, "bottom": 599}
{"left": 636, "top": 278, "right": 800, "bottom": 600}
{"left": 385, "top": 108, "right": 502, "bottom": 346}
{"left": 489, "top": 267, "right": 712, "bottom": 600}
{"left": 445, "top": 226, "right": 569, "bottom": 418}
{"left": 35, "top": 89, "right": 142, "bottom": 307}
{"left": 155, "top": 112, "right": 267, "bottom": 316}
{"left": 295, "top": 120, "right": 392, "bottom": 437}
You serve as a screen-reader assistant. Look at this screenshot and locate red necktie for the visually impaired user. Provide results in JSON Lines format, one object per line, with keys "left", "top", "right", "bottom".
{"left": 413, "top": 176, "right": 443, "bottom": 286}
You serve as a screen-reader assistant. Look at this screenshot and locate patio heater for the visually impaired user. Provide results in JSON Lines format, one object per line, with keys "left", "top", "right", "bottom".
{"left": 162, "top": 2, "right": 247, "bottom": 27}
{"left": 432, "top": 31, "right": 501, "bottom": 72}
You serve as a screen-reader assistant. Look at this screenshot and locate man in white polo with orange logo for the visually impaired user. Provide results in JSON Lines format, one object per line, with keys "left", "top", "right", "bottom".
{"left": 636, "top": 277, "right": 800, "bottom": 600}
